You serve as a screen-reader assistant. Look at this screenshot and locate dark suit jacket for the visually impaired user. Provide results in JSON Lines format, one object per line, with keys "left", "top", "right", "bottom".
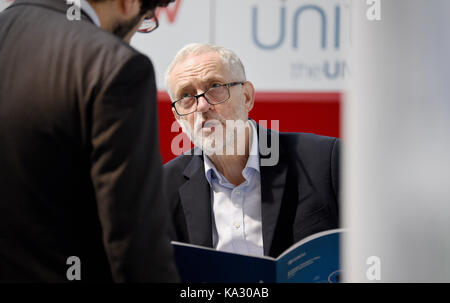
{"left": 0, "top": 0, "right": 178, "bottom": 282}
{"left": 164, "top": 125, "right": 340, "bottom": 258}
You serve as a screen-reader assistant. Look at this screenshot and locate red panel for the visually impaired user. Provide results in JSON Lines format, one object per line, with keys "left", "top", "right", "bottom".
{"left": 157, "top": 91, "right": 341, "bottom": 164}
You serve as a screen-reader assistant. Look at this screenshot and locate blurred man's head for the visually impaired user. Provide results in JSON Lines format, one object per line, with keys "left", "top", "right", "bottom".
{"left": 166, "top": 43, "right": 256, "bottom": 155}
{"left": 88, "top": 0, "right": 174, "bottom": 41}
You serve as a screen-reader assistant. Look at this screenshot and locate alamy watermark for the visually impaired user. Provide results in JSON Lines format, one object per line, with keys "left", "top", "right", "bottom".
{"left": 171, "top": 119, "right": 280, "bottom": 167}
{"left": 366, "top": 255, "right": 381, "bottom": 281}
{"left": 366, "top": 0, "right": 381, "bottom": 21}
{"left": 66, "top": 256, "right": 81, "bottom": 280}
{"left": 66, "top": 0, "right": 81, "bottom": 21}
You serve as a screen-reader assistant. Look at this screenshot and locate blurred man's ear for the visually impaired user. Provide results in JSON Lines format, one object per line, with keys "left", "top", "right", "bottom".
{"left": 243, "top": 81, "right": 255, "bottom": 113}
{"left": 116, "top": 0, "right": 141, "bottom": 18}
{"left": 172, "top": 107, "right": 180, "bottom": 122}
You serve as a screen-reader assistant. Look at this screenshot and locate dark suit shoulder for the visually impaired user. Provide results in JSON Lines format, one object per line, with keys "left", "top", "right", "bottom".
{"left": 3, "top": 1, "right": 152, "bottom": 84}
{"left": 279, "top": 132, "right": 340, "bottom": 159}
{"left": 58, "top": 19, "right": 152, "bottom": 86}
{"left": 277, "top": 131, "right": 340, "bottom": 187}
{"left": 164, "top": 152, "right": 196, "bottom": 172}
{"left": 278, "top": 131, "right": 340, "bottom": 201}
{"left": 163, "top": 150, "right": 204, "bottom": 202}
{"left": 280, "top": 131, "right": 338, "bottom": 145}
{"left": 74, "top": 24, "right": 150, "bottom": 76}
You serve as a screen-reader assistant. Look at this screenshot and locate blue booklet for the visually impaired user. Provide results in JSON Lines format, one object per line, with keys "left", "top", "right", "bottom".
{"left": 172, "top": 228, "right": 344, "bottom": 283}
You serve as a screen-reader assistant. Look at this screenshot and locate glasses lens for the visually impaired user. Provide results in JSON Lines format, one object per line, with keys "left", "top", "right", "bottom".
{"left": 176, "top": 97, "right": 197, "bottom": 115}
{"left": 205, "top": 86, "right": 229, "bottom": 104}
{"left": 138, "top": 17, "right": 158, "bottom": 33}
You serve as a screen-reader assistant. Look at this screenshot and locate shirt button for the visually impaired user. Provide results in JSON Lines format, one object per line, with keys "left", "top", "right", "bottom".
{"left": 236, "top": 190, "right": 241, "bottom": 195}
{"left": 234, "top": 223, "right": 241, "bottom": 229}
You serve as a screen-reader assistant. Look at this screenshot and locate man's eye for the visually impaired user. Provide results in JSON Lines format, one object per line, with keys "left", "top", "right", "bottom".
{"left": 181, "top": 93, "right": 191, "bottom": 98}
{"left": 210, "top": 83, "right": 222, "bottom": 88}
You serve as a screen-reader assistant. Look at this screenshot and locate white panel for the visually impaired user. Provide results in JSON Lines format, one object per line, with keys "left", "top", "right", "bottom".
{"left": 215, "top": 0, "right": 351, "bottom": 92}
{"left": 1, "top": 0, "right": 350, "bottom": 91}
{"left": 130, "top": 0, "right": 350, "bottom": 92}
{"left": 343, "top": 0, "right": 450, "bottom": 282}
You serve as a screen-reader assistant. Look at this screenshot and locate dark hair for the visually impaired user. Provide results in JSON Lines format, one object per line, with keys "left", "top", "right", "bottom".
{"left": 140, "top": 0, "right": 176, "bottom": 15}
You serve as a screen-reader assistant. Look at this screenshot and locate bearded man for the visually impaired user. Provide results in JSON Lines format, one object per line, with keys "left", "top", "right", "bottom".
{"left": 0, "top": 0, "right": 178, "bottom": 282}
{"left": 163, "top": 43, "right": 341, "bottom": 258}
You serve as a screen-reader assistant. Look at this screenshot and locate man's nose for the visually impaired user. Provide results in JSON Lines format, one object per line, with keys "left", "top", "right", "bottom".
{"left": 196, "top": 95, "right": 212, "bottom": 112}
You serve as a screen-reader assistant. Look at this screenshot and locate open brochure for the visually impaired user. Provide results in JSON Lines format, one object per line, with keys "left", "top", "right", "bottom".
{"left": 172, "top": 228, "right": 344, "bottom": 283}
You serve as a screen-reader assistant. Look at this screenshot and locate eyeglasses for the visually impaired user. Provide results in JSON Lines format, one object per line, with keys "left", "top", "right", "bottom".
{"left": 172, "top": 82, "right": 245, "bottom": 116}
{"left": 137, "top": 10, "right": 159, "bottom": 33}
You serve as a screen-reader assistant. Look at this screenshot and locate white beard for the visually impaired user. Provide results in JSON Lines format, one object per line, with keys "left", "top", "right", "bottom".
{"left": 178, "top": 112, "right": 248, "bottom": 156}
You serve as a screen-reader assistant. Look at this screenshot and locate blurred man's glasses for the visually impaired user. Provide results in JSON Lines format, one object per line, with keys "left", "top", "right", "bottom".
{"left": 138, "top": 10, "right": 159, "bottom": 33}
{"left": 172, "top": 82, "right": 245, "bottom": 116}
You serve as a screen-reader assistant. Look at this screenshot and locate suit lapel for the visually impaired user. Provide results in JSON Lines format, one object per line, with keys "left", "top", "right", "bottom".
{"left": 258, "top": 125, "right": 316, "bottom": 256}
{"left": 257, "top": 124, "right": 288, "bottom": 256}
{"left": 178, "top": 152, "right": 213, "bottom": 247}
{"left": 260, "top": 162, "right": 288, "bottom": 256}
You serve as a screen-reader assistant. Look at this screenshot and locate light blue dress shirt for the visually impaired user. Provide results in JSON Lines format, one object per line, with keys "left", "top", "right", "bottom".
{"left": 204, "top": 120, "right": 264, "bottom": 256}
{"left": 80, "top": 0, "right": 101, "bottom": 27}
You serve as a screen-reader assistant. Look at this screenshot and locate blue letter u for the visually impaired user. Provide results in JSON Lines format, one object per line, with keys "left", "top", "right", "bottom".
{"left": 324, "top": 61, "right": 341, "bottom": 79}
{"left": 252, "top": 6, "right": 286, "bottom": 50}
{"left": 293, "top": 5, "right": 327, "bottom": 49}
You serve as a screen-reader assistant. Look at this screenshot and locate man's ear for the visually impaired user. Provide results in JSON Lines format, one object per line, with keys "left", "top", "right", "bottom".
{"left": 172, "top": 107, "right": 181, "bottom": 122}
{"left": 116, "top": 0, "right": 141, "bottom": 18}
{"left": 242, "top": 81, "right": 255, "bottom": 113}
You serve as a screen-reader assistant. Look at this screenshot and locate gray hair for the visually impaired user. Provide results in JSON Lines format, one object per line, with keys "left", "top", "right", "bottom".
{"left": 165, "top": 43, "right": 246, "bottom": 100}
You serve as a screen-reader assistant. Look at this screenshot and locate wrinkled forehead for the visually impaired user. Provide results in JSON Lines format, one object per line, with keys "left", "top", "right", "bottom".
{"left": 169, "top": 52, "right": 233, "bottom": 91}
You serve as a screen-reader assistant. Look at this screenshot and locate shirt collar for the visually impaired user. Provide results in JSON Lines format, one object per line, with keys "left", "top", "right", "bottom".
{"left": 203, "top": 120, "right": 260, "bottom": 187}
{"left": 80, "top": 0, "right": 101, "bottom": 27}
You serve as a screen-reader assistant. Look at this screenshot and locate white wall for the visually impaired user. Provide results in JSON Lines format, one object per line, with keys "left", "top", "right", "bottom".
{"left": 343, "top": 0, "right": 450, "bottom": 282}
{"left": 131, "top": 0, "right": 350, "bottom": 92}
{"left": 0, "top": 0, "right": 351, "bottom": 92}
